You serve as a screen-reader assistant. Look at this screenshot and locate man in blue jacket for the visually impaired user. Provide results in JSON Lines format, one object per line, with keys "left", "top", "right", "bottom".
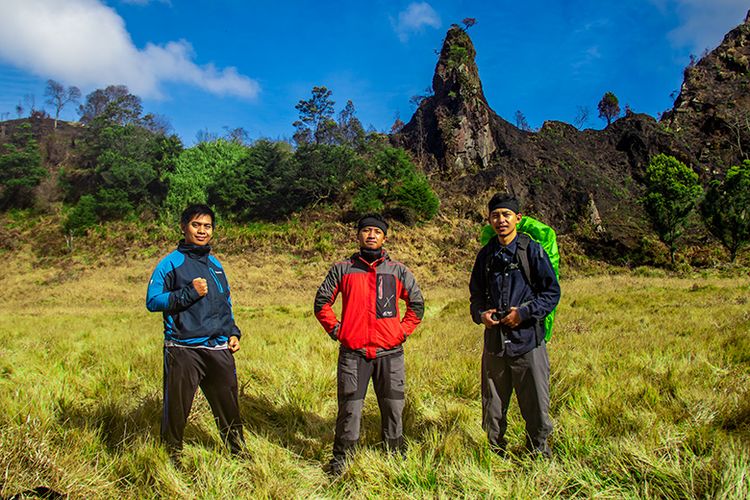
{"left": 146, "top": 204, "right": 244, "bottom": 459}
{"left": 469, "top": 193, "right": 561, "bottom": 458}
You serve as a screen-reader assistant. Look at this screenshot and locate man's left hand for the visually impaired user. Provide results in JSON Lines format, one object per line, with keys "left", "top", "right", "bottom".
{"left": 499, "top": 307, "right": 521, "bottom": 329}
{"left": 228, "top": 335, "right": 240, "bottom": 353}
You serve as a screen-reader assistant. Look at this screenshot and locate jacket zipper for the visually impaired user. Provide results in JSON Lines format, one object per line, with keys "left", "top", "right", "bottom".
{"left": 209, "top": 267, "right": 224, "bottom": 294}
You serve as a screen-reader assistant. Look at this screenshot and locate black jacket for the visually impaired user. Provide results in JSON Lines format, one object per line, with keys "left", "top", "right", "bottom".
{"left": 469, "top": 234, "right": 560, "bottom": 356}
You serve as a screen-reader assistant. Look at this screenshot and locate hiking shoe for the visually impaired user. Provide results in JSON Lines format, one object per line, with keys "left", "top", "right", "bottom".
{"left": 327, "top": 459, "right": 346, "bottom": 477}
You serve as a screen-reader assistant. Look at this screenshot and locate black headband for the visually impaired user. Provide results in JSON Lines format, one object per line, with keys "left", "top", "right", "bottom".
{"left": 357, "top": 216, "right": 388, "bottom": 235}
{"left": 488, "top": 196, "right": 520, "bottom": 214}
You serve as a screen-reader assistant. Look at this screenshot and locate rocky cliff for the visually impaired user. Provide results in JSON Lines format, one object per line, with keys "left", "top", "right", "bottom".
{"left": 395, "top": 14, "right": 750, "bottom": 249}
{"left": 662, "top": 10, "right": 750, "bottom": 172}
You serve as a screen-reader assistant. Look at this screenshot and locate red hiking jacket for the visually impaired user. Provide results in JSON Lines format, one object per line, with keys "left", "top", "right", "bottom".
{"left": 314, "top": 251, "right": 424, "bottom": 359}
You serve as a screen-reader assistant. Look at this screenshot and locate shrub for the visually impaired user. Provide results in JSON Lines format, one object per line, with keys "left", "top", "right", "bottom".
{"left": 63, "top": 195, "right": 98, "bottom": 236}
{"left": 702, "top": 160, "right": 750, "bottom": 261}
{"left": 642, "top": 154, "right": 702, "bottom": 263}
{"left": 352, "top": 183, "right": 385, "bottom": 214}
{"left": 0, "top": 123, "right": 46, "bottom": 209}
{"left": 392, "top": 173, "right": 440, "bottom": 221}
{"left": 164, "top": 139, "right": 249, "bottom": 219}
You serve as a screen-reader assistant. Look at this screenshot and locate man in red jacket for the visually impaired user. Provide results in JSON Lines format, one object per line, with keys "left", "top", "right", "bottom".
{"left": 314, "top": 214, "right": 424, "bottom": 475}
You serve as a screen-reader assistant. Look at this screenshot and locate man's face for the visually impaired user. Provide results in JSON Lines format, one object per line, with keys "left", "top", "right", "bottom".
{"left": 182, "top": 214, "right": 213, "bottom": 246}
{"left": 357, "top": 226, "right": 386, "bottom": 250}
{"left": 489, "top": 208, "right": 522, "bottom": 238}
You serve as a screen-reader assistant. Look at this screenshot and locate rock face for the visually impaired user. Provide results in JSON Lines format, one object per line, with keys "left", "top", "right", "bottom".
{"left": 398, "top": 27, "right": 511, "bottom": 177}
{"left": 662, "top": 10, "right": 750, "bottom": 172}
{"left": 395, "top": 15, "right": 750, "bottom": 248}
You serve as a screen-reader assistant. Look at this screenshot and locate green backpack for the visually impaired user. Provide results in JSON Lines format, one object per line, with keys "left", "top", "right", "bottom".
{"left": 480, "top": 216, "right": 559, "bottom": 341}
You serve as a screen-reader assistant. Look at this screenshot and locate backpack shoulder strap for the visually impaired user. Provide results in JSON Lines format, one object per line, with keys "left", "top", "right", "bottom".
{"left": 517, "top": 233, "right": 545, "bottom": 345}
{"left": 515, "top": 233, "right": 533, "bottom": 288}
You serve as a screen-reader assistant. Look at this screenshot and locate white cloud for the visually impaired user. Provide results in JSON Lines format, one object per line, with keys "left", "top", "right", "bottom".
{"left": 121, "top": 0, "right": 171, "bottom": 5}
{"left": 661, "top": 0, "right": 748, "bottom": 53}
{"left": 0, "top": 0, "right": 259, "bottom": 100}
{"left": 393, "top": 2, "right": 441, "bottom": 42}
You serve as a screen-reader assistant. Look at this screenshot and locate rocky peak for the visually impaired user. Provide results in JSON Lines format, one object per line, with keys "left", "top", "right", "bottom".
{"left": 431, "top": 26, "right": 486, "bottom": 103}
{"left": 395, "top": 26, "right": 518, "bottom": 177}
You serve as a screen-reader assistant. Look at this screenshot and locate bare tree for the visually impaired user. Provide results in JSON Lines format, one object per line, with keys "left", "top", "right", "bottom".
{"left": 223, "top": 126, "right": 250, "bottom": 144}
{"left": 390, "top": 113, "right": 405, "bottom": 135}
{"left": 15, "top": 102, "right": 23, "bottom": 118}
{"left": 23, "top": 94, "right": 37, "bottom": 116}
{"left": 409, "top": 86, "right": 433, "bottom": 110}
{"left": 45, "top": 79, "right": 81, "bottom": 129}
{"left": 724, "top": 108, "right": 750, "bottom": 160}
{"left": 195, "top": 128, "right": 218, "bottom": 144}
{"left": 515, "top": 110, "right": 531, "bottom": 131}
{"left": 142, "top": 113, "right": 173, "bottom": 135}
{"left": 574, "top": 105, "right": 590, "bottom": 129}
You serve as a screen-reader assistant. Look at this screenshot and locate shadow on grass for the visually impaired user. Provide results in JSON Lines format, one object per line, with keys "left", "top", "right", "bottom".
{"left": 56, "top": 388, "right": 488, "bottom": 462}
{"left": 55, "top": 393, "right": 216, "bottom": 453}
{"left": 239, "top": 392, "right": 334, "bottom": 459}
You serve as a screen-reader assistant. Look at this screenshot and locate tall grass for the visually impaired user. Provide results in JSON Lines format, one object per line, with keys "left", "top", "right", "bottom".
{"left": 0, "top": 250, "right": 748, "bottom": 498}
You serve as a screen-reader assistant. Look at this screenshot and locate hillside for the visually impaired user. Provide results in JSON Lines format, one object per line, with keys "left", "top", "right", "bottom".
{"left": 395, "top": 14, "right": 750, "bottom": 249}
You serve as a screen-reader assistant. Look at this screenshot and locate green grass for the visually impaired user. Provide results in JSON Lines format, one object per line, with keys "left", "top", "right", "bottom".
{"left": 0, "top": 254, "right": 748, "bottom": 498}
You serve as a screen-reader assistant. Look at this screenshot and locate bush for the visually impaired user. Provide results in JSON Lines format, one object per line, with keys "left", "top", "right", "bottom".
{"left": 165, "top": 139, "right": 249, "bottom": 219}
{"left": 642, "top": 154, "right": 702, "bottom": 263}
{"left": 702, "top": 160, "right": 750, "bottom": 261}
{"left": 352, "top": 183, "right": 385, "bottom": 214}
{"left": 0, "top": 123, "right": 46, "bottom": 209}
{"left": 357, "top": 145, "right": 440, "bottom": 223}
{"left": 392, "top": 173, "right": 440, "bottom": 221}
{"left": 63, "top": 195, "right": 98, "bottom": 236}
{"left": 209, "top": 140, "right": 293, "bottom": 221}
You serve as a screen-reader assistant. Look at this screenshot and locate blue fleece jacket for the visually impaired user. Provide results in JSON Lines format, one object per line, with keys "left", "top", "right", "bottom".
{"left": 146, "top": 241, "right": 241, "bottom": 347}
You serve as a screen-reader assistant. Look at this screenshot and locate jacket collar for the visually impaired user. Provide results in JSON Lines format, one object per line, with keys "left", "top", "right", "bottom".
{"left": 353, "top": 249, "right": 389, "bottom": 268}
{"left": 177, "top": 239, "right": 211, "bottom": 259}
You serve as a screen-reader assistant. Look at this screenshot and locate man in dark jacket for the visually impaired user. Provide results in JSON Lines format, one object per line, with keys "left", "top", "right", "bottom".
{"left": 469, "top": 194, "right": 561, "bottom": 458}
{"left": 314, "top": 214, "right": 425, "bottom": 475}
{"left": 146, "top": 204, "right": 244, "bottom": 459}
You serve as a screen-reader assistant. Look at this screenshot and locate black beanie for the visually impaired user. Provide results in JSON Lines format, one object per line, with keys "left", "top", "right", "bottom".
{"left": 357, "top": 214, "right": 388, "bottom": 235}
{"left": 488, "top": 193, "right": 520, "bottom": 214}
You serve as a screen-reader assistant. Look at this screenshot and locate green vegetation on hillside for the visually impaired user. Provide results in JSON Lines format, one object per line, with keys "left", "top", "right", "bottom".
{"left": 703, "top": 160, "right": 750, "bottom": 261}
{"left": 0, "top": 84, "right": 440, "bottom": 239}
{"left": 643, "top": 154, "right": 703, "bottom": 264}
{"left": 0, "top": 123, "right": 45, "bottom": 210}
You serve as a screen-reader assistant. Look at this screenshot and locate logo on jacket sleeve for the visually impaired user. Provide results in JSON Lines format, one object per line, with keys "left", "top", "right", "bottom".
{"left": 376, "top": 274, "right": 397, "bottom": 318}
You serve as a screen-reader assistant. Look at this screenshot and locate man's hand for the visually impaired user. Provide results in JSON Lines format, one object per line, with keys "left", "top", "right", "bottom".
{"left": 499, "top": 307, "right": 521, "bottom": 329}
{"left": 192, "top": 277, "right": 208, "bottom": 297}
{"left": 481, "top": 309, "right": 500, "bottom": 328}
{"left": 228, "top": 335, "right": 240, "bottom": 353}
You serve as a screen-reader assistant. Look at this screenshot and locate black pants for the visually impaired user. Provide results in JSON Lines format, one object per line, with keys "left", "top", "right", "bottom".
{"left": 481, "top": 343, "right": 553, "bottom": 455}
{"left": 332, "top": 348, "right": 405, "bottom": 462}
{"left": 162, "top": 346, "right": 244, "bottom": 454}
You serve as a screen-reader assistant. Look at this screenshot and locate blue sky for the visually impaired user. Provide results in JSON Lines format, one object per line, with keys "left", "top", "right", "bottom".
{"left": 0, "top": 0, "right": 748, "bottom": 145}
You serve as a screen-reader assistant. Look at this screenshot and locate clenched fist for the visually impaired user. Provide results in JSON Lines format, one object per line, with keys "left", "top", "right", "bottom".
{"left": 192, "top": 277, "right": 208, "bottom": 296}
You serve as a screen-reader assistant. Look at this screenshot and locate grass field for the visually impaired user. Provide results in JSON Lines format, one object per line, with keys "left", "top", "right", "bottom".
{"left": 1, "top": 247, "right": 748, "bottom": 498}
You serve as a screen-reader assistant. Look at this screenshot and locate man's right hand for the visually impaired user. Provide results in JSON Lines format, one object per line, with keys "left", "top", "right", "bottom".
{"left": 192, "top": 277, "right": 208, "bottom": 296}
{"left": 481, "top": 309, "right": 500, "bottom": 328}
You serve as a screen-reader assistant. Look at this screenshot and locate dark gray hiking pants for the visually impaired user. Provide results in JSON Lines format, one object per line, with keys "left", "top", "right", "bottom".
{"left": 481, "top": 342, "right": 553, "bottom": 455}
{"left": 332, "top": 347, "right": 405, "bottom": 461}
{"left": 162, "top": 346, "right": 244, "bottom": 454}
